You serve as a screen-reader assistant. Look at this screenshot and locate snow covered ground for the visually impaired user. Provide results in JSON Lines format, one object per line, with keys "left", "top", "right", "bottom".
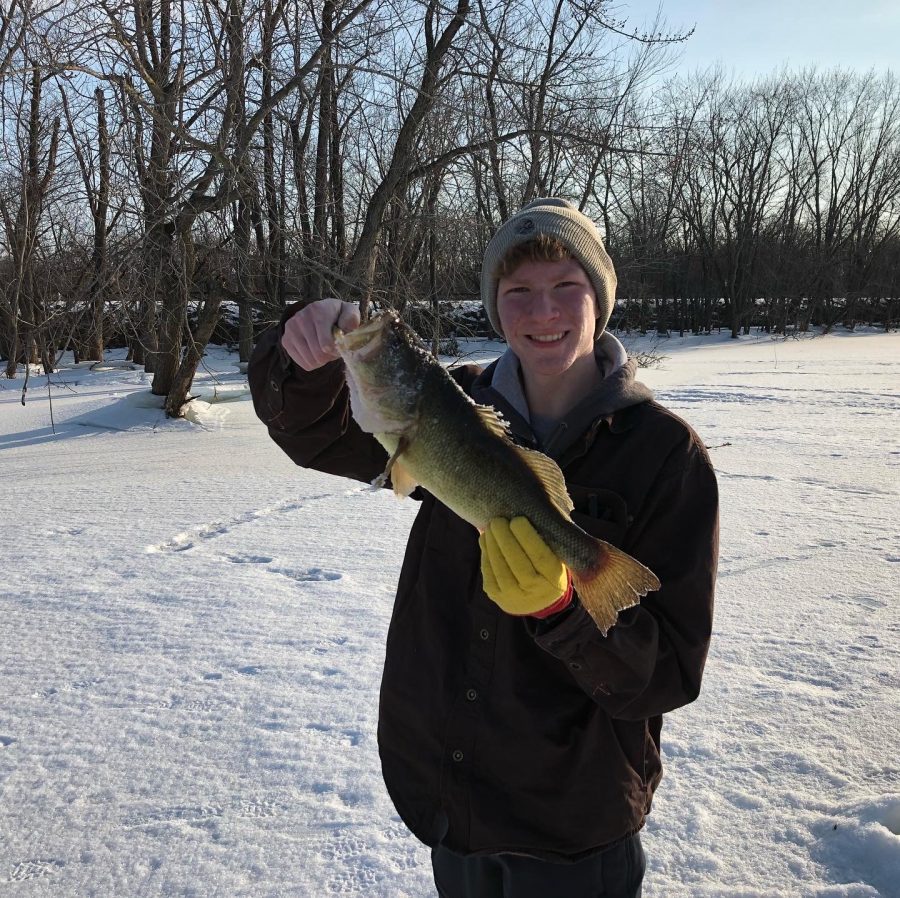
{"left": 1, "top": 329, "right": 898, "bottom": 897}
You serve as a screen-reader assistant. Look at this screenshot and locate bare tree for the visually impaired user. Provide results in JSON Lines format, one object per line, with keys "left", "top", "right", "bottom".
{"left": 0, "top": 67, "right": 61, "bottom": 376}
{"left": 59, "top": 83, "right": 111, "bottom": 361}
{"left": 4, "top": 1, "right": 899, "bottom": 405}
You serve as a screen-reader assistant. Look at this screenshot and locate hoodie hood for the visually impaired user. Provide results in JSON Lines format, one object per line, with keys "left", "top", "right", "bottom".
{"left": 471, "top": 332, "right": 653, "bottom": 460}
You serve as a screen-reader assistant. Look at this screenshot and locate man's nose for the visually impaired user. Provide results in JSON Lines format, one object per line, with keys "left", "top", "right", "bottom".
{"left": 530, "top": 289, "right": 560, "bottom": 317}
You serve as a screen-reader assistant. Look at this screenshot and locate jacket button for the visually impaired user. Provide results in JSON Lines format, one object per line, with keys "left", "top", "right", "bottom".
{"left": 466, "top": 688, "right": 478, "bottom": 702}
{"left": 479, "top": 628, "right": 490, "bottom": 641}
{"left": 270, "top": 379, "right": 280, "bottom": 392}
{"left": 452, "top": 749, "right": 464, "bottom": 762}
{"left": 569, "top": 661, "right": 582, "bottom": 670}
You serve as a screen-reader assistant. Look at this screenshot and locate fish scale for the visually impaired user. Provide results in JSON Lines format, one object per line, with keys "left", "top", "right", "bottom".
{"left": 335, "top": 311, "right": 660, "bottom": 634}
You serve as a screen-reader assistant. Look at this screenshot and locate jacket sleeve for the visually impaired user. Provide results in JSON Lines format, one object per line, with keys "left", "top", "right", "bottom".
{"left": 248, "top": 314, "right": 388, "bottom": 485}
{"left": 529, "top": 431, "right": 719, "bottom": 721}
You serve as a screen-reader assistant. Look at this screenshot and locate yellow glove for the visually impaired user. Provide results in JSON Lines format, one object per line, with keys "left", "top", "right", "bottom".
{"left": 479, "top": 517, "right": 572, "bottom": 617}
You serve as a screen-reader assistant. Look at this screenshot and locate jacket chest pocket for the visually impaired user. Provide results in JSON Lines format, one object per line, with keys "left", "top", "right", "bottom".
{"left": 567, "top": 485, "right": 629, "bottom": 548}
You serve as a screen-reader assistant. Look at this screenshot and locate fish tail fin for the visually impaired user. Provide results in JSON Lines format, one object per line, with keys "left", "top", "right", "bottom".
{"left": 570, "top": 543, "right": 661, "bottom": 635}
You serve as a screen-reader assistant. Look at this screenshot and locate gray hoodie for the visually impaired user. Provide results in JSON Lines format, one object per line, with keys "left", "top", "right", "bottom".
{"left": 480, "top": 332, "right": 654, "bottom": 458}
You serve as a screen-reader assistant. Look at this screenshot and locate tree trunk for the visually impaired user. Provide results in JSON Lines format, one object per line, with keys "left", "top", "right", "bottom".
{"left": 1, "top": 68, "right": 59, "bottom": 378}
{"left": 236, "top": 198, "right": 254, "bottom": 363}
{"left": 347, "top": 0, "right": 472, "bottom": 317}
{"left": 164, "top": 287, "right": 223, "bottom": 417}
{"left": 151, "top": 229, "right": 191, "bottom": 395}
{"left": 3, "top": 322, "right": 18, "bottom": 378}
{"left": 730, "top": 291, "right": 741, "bottom": 339}
{"left": 311, "top": 1, "right": 335, "bottom": 299}
{"left": 86, "top": 87, "right": 109, "bottom": 361}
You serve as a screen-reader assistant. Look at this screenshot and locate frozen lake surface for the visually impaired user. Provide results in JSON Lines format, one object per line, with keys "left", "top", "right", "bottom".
{"left": 1, "top": 328, "right": 898, "bottom": 896}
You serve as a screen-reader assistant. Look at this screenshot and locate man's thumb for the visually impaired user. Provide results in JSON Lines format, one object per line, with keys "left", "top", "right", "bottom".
{"left": 336, "top": 302, "right": 361, "bottom": 333}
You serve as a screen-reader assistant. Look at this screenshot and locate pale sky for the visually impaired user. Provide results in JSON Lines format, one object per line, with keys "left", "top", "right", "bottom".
{"left": 622, "top": 0, "right": 899, "bottom": 80}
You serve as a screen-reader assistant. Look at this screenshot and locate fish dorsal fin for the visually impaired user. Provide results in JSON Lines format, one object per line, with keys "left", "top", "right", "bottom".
{"left": 513, "top": 445, "right": 574, "bottom": 518}
{"left": 475, "top": 404, "right": 510, "bottom": 439}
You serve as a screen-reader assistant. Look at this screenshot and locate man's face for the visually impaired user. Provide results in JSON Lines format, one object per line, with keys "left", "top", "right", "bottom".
{"left": 496, "top": 257, "right": 598, "bottom": 380}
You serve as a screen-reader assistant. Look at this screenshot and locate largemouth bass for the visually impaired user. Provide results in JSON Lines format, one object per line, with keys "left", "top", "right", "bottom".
{"left": 334, "top": 311, "right": 660, "bottom": 634}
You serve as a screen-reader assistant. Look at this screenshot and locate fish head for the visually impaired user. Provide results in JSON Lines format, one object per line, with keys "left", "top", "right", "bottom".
{"left": 333, "top": 309, "right": 425, "bottom": 375}
{"left": 333, "top": 311, "right": 428, "bottom": 434}
{"left": 332, "top": 312, "right": 387, "bottom": 357}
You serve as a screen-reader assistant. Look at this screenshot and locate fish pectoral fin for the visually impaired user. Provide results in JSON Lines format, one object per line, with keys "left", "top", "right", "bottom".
{"left": 373, "top": 435, "right": 419, "bottom": 497}
{"left": 388, "top": 459, "right": 419, "bottom": 498}
{"left": 513, "top": 445, "right": 574, "bottom": 517}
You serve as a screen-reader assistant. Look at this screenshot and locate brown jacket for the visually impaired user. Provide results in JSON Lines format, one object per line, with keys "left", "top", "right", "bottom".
{"left": 249, "top": 319, "right": 719, "bottom": 862}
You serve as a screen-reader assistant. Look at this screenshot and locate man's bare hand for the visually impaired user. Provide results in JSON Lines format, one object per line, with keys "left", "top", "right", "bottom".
{"left": 281, "top": 298, "right": 361, "bottom": 371}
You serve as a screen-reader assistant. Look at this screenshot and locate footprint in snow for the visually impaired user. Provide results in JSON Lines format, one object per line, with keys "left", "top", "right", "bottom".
{"left": 150, "top": 697, "right": 217, "bottom": 712}
{"left": 226, "top": 553, "right": 274, "bottom": 564}
{"left": 43, "top": 526, "right": 84, "bottom": 537}
{"left": 0, "top": 735, "right": 15, "bottom": 747}
{"left": 148, "top": 533, "right": 194, "bottom": 553}
{"left": 35, "top": 677, "right": 103, "bottom": 700}
{"left": 7, "top": 859, "right": 65, "bottom": 882}
{"left": 320, "top": 830, "right": 382, "bottom": 893}
{"left": 147, "top": 496, "right": 336, "bottom": 554}
{"left": 238, "top": 799, "right": 281, "bottom": 819}
{"left": 847, "top": 595, "right": 887, "bottom": 610}
{"left": 259, "top": 720, "right": 289, "bottom": 732}
{"left": 123, "top": 804, "right": 223, "bottom": 828}
{"left": 268, "top": 566, "right": 342, "bottom": 583}
{"left": 311, "top": 782, "right": 366, "bottom": 808}
{"left": 312, "top": 635, "right": 349, "bottom": 655}
{"left": 123, "top": 799, "right": 281, "bottom": 828}
{"left": 305, "top": 722, "right": 363, "bottom": 747}
{"left": 149, "top": 522, "right": 228, "bottom": 553}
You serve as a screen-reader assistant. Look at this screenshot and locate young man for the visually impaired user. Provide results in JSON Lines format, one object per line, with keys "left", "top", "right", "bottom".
{"left": 249, "top": 198, "right": 718, "bottom": 897}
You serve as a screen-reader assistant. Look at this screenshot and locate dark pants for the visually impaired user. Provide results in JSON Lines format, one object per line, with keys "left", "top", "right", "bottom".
{"left": 432, "top": 834, "right": 646, "bottom": 898}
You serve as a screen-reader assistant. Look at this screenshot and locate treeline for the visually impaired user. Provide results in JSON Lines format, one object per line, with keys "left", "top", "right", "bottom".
{"left": 0, "top": 1, "right": 897, "bottom": 414}
{"left": 605, "top": 71, "right": 900, "bottom": 337}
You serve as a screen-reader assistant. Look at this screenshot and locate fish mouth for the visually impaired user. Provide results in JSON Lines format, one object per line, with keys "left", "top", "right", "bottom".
{"left": 333, "top": 314, "right": 390, "bottom": 355}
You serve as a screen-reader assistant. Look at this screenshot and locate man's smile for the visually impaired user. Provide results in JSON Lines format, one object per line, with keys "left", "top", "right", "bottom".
{"left": 528, "top": 332, "right": 567, "bottom": 343}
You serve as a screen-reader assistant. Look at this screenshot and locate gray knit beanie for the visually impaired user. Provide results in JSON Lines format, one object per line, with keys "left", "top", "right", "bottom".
{"left": 480, "top": 197, "right": 617, "bottom": 338}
